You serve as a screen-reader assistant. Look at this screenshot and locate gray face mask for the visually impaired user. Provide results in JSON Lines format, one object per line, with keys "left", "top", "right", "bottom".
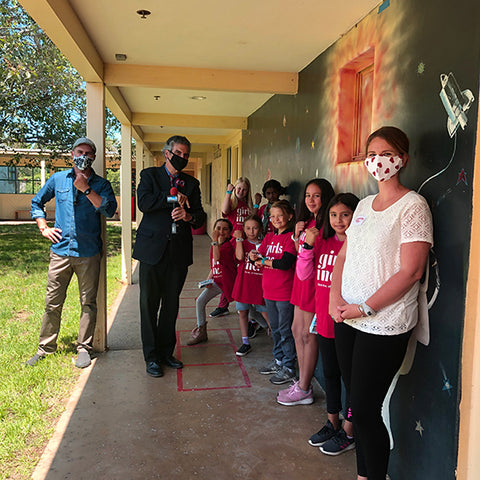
{"left": 73, "top": 154, "right": 94, "bottom": 171}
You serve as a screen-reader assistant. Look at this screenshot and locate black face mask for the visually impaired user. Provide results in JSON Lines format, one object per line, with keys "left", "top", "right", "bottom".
{"left": 169, "top": 152, "right": 188, "bottom": 171}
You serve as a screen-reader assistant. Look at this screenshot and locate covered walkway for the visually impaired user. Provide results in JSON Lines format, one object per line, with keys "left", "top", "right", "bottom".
{"left": 32, "top": 234, "right": 355, "bottom": 479}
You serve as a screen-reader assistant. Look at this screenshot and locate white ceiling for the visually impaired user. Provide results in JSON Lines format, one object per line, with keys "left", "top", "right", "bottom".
{"left": 21, "top": 0, "right": 381, "bottom": 149}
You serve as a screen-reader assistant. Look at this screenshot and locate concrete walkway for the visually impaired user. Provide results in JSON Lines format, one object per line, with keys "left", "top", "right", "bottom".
{"left": 33, "top": 234, "right": 356, "bottom": 480}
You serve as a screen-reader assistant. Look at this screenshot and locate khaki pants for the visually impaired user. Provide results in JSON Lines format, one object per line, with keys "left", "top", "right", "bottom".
{"left": 37, "top": 252, "right": 101, "bottom": 355}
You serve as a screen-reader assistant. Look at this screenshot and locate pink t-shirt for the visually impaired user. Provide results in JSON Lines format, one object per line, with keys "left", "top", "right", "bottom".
{"left": 211, "top": 237, "right": 237, "bottom": 302}
{"left": 258, "top": 231, "right": 297, "bottom": 301}
{"left": 296, "top": 234, "right": 344, "bottom": 338}
{"left": 258, "top": 203, "right": 274, "bottom": 234}
{"left": 290, "top": 218, "right": 317, "bottom": 312}
{"left": 232, "top": 240, "right": 265, "bottom": 305}
{"left": 224, "top": 199, "right": 251, "bottom": 232}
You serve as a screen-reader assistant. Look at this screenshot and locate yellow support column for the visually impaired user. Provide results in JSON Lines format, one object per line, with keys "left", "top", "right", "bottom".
{"left": 86, "top": 82, "right": 107, "bottom": 352}
{"left": 121, "top": 123, "right": 132, "bottom": 284}
{"left": 457, "top": 92, "right": 480, "bottom": 480}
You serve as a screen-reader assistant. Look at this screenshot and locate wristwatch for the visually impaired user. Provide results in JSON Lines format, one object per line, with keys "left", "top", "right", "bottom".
{"left": 358, "top": 302, "right": 376, "bottom": 317}
{"left": 84, "top": 188, "right": 91, "bottom": 196}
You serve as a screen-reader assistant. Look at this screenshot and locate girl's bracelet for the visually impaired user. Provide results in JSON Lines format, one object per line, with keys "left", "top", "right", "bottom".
{"left": 261, "top": 258, "right": 266, "bottom": 266}
{"left": 253, "top": 203, "right": 259, "bottom": 209}
{"left": 291, "top": 234, "right": 299, "bottom": 242}
{"left": 226, "top": 190, "right": 232, "bottom": 195}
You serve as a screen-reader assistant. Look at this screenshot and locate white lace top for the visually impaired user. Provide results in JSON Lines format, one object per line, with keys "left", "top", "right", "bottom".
{"left": 342, "top": 191, "right": 433, "bottom": 335}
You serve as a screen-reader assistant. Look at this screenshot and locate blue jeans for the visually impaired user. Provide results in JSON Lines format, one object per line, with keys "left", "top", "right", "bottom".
{"left": 265, "top": 299, "right": 296, "bottom": 370}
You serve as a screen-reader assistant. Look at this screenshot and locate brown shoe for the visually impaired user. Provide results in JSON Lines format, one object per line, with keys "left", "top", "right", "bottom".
{"left": 187, "top": 323, "right": 208, "bottom": 345}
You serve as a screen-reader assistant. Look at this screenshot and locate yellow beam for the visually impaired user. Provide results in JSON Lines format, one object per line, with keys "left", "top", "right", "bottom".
{"left": 18, "top": 0, "right": 103, "bottom": 82}
{"left": 105, "top": 87, "right": 132, "bottom": 124}
{"left": 104, "top": 87, "right": 145, "bottom": 142}
{"left": 132, "top": 113, "right": 246, "bottom": 129}
{"left": 104, "top": 64, "right": 298, "bottom": 95}
{"left": 144, "top": 133, "right": 228, "bottom": 145}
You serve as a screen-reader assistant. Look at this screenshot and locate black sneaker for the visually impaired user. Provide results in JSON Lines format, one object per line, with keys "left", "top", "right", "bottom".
{"left": 236, "top": 344, "right": 252, "bottom": 356}
{"left": 269, "top": 366, "right": 297, "bottom": 385}
{"left": 247, "top": 321, "right": 259, "bottom": 338}
{"left": 258, "top": 360, "right": 281, "bottom": 375}
{"left": 209, "top": 307, "right": 229, "bottom": 318}
{"left": 308, "top": 420, "right": 340, "bottom": 446}
{"left": 320, "top": 429, "right": 355, "bottom": 455}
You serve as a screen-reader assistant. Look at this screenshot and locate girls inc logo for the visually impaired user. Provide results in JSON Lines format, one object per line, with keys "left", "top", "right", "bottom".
{"left": 245, "top": 261, "right": 262, "bottom": 273}
{"left": 211, "top": 259, "right": 221, "bottom": 276}
{"left": 266, "top": 243, "right": 284, "bottom": 256}
{"left": 236, "top": 207, "right": 250, "bottom": 223}
{"left": 316, "top": 250, "right": 337, "bottom": 282}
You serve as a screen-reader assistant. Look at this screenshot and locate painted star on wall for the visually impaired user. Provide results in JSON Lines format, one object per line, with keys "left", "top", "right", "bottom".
{"left": 442, "top": 377, "right": 453, "bottom": 396}
{"left": 415, "top": 420, "right": 424, "bottom": 437}
{"left": 456, "top": 168, "right": 468, "bottom": 186}
{"left": 441, "top": 364, "right": 453, "bottom": 397}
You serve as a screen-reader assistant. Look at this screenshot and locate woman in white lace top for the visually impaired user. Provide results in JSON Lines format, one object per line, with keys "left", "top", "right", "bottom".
{"left": 329, "top": 126, "right": 433, "bottom": 480}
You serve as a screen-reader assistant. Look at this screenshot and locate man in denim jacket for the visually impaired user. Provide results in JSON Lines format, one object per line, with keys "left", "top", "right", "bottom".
{"left": 26, "top": 137, "right": 117, "bottom": 368}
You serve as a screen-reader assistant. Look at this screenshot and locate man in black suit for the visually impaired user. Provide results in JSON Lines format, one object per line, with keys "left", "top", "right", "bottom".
{"left": 133, "top": 135, "right": 206, "bottom": 377}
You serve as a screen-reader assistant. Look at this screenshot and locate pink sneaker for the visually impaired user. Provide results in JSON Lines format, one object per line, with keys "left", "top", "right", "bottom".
{"left": 277, "top": 380, "right": 298, "bottom": 397}
{"left": 277, "top": 382, "right": 314, "bottom": 406}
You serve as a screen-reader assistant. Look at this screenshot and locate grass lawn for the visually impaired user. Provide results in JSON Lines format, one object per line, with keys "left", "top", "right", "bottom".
{"left": 0, "top": 222, "right": 124, "bottom": 479}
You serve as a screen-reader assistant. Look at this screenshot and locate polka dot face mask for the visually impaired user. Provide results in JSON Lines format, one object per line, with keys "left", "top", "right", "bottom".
{"left": 364, "top": 155, "right": 403, "bottom": 182}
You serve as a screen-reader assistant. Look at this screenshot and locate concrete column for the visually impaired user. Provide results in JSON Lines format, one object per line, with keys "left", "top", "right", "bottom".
{"left": 40, "top": 159, "right": 46, "bottom": 186}
{"left": 135, "top": 141, "right": 144, "bottom": 227}
{"left": 86, "top": 82, "right": 107, "bottom": 352}
{"left": 120, "top": 123, "right": 132, "bottom": 284}
{"left": 145, "top": 149, "right": 154, "bottom": 168}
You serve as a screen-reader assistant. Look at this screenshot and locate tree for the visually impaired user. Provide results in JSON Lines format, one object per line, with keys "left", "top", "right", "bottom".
{"left": 0, "top": 0, "right": 119, "bottom": 153}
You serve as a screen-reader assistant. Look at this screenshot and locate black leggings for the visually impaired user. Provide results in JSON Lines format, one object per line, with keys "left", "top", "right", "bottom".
{"left": 318, "top": 335, "right": 350, "bottom": 417}
{"left": 335, "top": 322, "right": 411, "bottom": 480}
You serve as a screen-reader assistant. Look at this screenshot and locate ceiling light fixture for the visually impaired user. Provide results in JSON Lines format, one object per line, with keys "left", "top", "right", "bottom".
{"left": 115, "top": 53, "right": 127, "bottom": 61}
{"left": 136, "top": 9, "right": 151, "bottom": 19}
{"left": 190, "top": 96, "right": 207, "bottom": 100}
{"left": 154, "top": 96, "right": 161, "bottom": 100}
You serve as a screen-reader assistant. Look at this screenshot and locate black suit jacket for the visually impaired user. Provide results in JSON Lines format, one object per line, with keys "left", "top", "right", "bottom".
{"left": 132, "top": 164, "right": 206, "bottom": 267}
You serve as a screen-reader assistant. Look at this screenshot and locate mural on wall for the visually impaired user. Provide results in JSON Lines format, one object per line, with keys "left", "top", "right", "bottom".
{"left": 382, "top": 71, "right": 475, "bottom": 449}
{"left": 418, "top": 73, "right": 474, "bottom": 197}
{"left": 243, "top": 2, "right": 480, "bottom": 476}
{"left": 245, "top": 2, "right": 409, "bottom": 202}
